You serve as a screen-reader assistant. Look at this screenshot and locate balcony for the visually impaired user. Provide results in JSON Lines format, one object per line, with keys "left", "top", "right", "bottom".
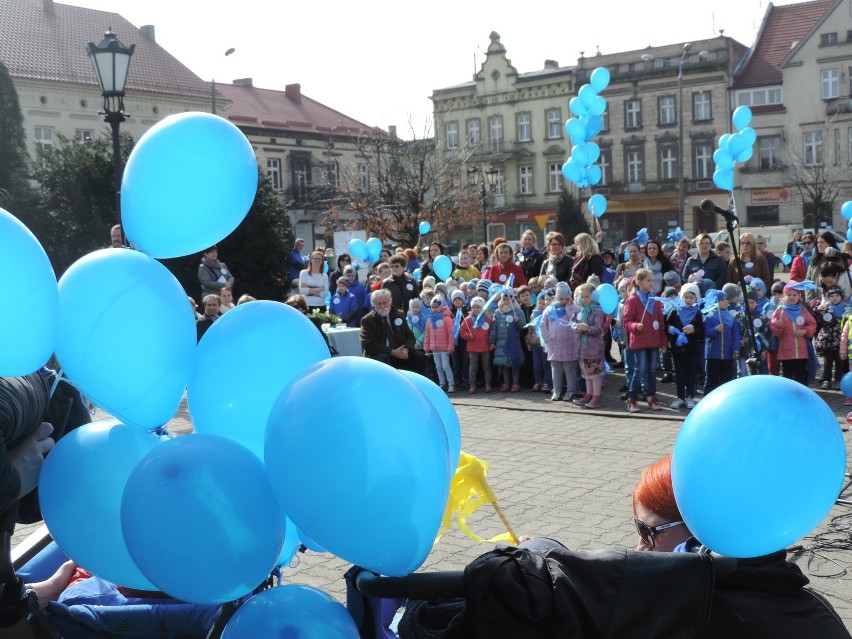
{"left": 826, "top": 96, "right": 852, "bottom": 115}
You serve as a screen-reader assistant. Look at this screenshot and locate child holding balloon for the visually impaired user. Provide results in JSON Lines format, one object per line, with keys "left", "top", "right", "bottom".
{"left": 770, "top": 282, "right": 816, "bottom": 386}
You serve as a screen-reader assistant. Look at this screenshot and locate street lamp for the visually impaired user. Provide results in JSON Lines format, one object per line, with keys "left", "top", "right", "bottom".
{"left": 468, "top": 165, "right": 498, "bottom": 243}
{"left": 87, "top": 27, "right": 135, "bottom": 224}
{"left": 211, "top": 48, "right": 236, "bottom": 114}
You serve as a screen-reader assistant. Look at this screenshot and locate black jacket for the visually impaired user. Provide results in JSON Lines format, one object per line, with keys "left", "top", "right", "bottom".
{"left": 360, "top": 309, "right": 416, "bottom": 358}
{"left": 518, "top": 248, "right": 545, "bottom": 282}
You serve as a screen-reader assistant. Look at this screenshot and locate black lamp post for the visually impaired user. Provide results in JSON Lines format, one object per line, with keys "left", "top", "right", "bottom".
{"left": 468, "top": 165, "right": 499, "bottom": 243}
{"left": 87, "top": 27, "right": 134, "bottom": 224}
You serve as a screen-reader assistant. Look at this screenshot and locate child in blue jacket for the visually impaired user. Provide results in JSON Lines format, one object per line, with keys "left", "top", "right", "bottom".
{"left": 703, "top": 289, "right": 740, "bottom": 395}
{"left": 330, "top": 277, "right": 359, "bottom": 327}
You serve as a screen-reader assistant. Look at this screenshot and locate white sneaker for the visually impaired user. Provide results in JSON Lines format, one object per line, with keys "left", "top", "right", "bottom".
{"left": 670, "top": 398, "right": 685, "bottom": 409}
{"left": 685, "top": 397, "right": 696, "bottom": 409}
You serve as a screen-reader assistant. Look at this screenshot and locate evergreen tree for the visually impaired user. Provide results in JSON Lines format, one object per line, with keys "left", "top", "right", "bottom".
{"left": 0, "top": 60, "right": 36, "bottom": 215}
{"left": 554, "top": 188, "right": 590, "bottom": 242}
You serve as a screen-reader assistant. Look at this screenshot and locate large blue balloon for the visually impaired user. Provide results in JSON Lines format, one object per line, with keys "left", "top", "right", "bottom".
{"left": 188, "top": 301, "right": 329, "bottom": 459}
{"left": 673, "top": 376, "right": 845, "bottom": 557}
{"left": 565, "top": 118, "right": 586, "bottom": 144}
{"left": 0, "top": 208, "right": 58, "bottom": 375}
{"left": 122, "top": 113, "right": 257, "bottom": 258}
{"left": 840, "top": 372, "right": 852, "bottom": 397}
{"left": 265, "top": 358, "right": 450, "bottom": 576}
{"left": 588, "top": 95, "right": 607, "bottom": 117}
{"left": 433, "top": 254, "right": 453, "bottom": 281}
{"left": 713, "top": 168, "right": 734, "bottom": 192}
{"left": 596, "top": 283, "right": 619, "bottom": 314}
{"left": 587, "top": 164, "right": 602, "bottom": 186}
{"left": 400, "top": 371, "right": 461, "bottom": 471}
{"left": 731, "top": 105, "right": 752, "bottom": 131}
{"left": 349, "top": 239, "right": 369, "bottom": 261}
{"left": 843, "top": 201, "right": 852, "bottom": 221}
{"left": 582, "top": 115, "right": 603, "bottom": 139}
{"left": 578, "top": 84, "right": 598, "bottom": 108}
{"left": 781, "top": 253, "right": 793, "bottom": 266}
{"left": 562, "top": 159, "right": 583, "bottom": 184}
{"left": 588, "top": 194, "right": 607, "bottom": 218}
{"left": 590, "top": 67, "right": 611, "bottom": 92}
{"left": 569, "top": 97, "right": 587, "bottom": 117}
{"left": 571, "top": 144, "right": 590, "bottom": 166}
{"left": 40, "top": 420, "right": 160, "bottom": 590}
{"left": 122, "top": 435, "right": 283, "bottom": 603}
{"left": 366, "top": 237, "right": 383, "bottom": 262}
{"left": 713, "top": 148, "right": 734, "bottom": 170}
{"left": 419, "top": 221, "right": 431, "bottom": 235}
{"left": 56, "top": 249, "right": 195, "bottom": 430}
{"left": 222, "top": 585, "right": 359, "bottom": 639}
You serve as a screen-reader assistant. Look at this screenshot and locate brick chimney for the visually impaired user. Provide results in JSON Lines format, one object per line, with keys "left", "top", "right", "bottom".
{"left": 285, "top": 83, "right": 302, "bottom": 103}
{"left": 233, "top": 78, "right": 253, "bottom": 87}
{"left": 544, "top": 59, "right": 559, "bottom": 69}
{"left": 140, "top": 25, "right": 156, "bottom": 41}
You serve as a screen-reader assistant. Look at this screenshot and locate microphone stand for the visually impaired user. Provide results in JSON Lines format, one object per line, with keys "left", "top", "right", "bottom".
{"left": 720, "top": 211, "right": 761, "bottom": 374}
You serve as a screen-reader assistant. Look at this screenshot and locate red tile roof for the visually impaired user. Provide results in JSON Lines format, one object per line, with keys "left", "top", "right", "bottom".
{"left": 216, "top": 82, "right": 384, "bottom": 138}
{"left": 0, "top": 0, "right": 210, "bottom": 98}
{"left": 733, "top": 0, "right": 833, "bottom": 88}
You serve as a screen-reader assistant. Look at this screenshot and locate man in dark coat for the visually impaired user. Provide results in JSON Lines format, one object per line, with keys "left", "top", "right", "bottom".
{"left": 381, "top": 255, "right": 420, "bottom": 312}
{"left": 360, "top": 289, "right": 426, "bottom": 374}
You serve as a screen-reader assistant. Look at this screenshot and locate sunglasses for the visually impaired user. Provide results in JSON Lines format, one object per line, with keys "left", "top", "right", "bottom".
{"left": 802, "top": 240, "right": 813, "bottom": 245}
{"left": 634, "top": 516, "right": 684, "bottom": 549}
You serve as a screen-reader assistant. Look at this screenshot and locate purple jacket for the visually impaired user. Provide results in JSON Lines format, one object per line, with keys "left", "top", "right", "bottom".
{"left": 540, "top": 304, "right": 581, "bottom": 361}
{"left": 576, "top": 308, "right": 607, "bottom": 360}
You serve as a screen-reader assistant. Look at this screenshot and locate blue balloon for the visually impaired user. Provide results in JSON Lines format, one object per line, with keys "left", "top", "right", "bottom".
{"left": 366, "top": 237, "right": 383, "bottom": 262}
{"left": 582, "top": 115, "right": 603, "bottom": 139}
{"left": 673, "top": 376, "right": 846, "bottom": 557}
{"left": 731, "top": 105, "right": 753, "bottom": 131}
{"left": 122, "top": 435, "right": 283, "bottom": 603}
{"left": 590, "top": 67, "right": 611, "bottom": 92}
{"left": 122, "top": 113, "right": 257, "bottom": 259}
{"left": 726, "top": 132, "right": 749, "bottom": 158}
{"left": 736, "top": 145, "right": 754, "bottom": 163}
{"left": 569, "top": 97, "right": 588, "bottom": 117}
{"left": 400, "top": 370, "right": 461, "bottom": 471}
{"left": 188, "top": 301, "right": 329, "bottom": 459}
{"left": 740, "top": 126, "right": 757, "bottom": 146}
{"left": 0, "top": 208, "right": 58, "bottom": 375}
{"left": 565, "top": 118, "right": 587, "bottom": 144}
{"left": 578, "top": 84, "right": 598, "bottom": 108}
{"left": 412, "top": 268, "right": 421, "bottom": 281}
{"left": 349, "top": 239, "right": 369, "bottom": 261}
{"left": 713, "top": 168, "right": 734, "bottom": 191}
{"left": 562, "top": 159, "right": 583, "bottom": 183}
{"left": 587, "top": 164, "right": 602, "bottom": 186}
{"left": 571, "top": 144, "right": 590, "bottom": 166}
{"left": 265, "top": 358, "right": 450, "bottom": 576}
{"left": 588, "top": 194, "right": 608, "bottom": 218}
{"left": 781, "top": 253, "right": 793, "bottom": 266}
{"left": 848, "top": 228, "right": 852, "bottom": 243}
{"left": 596, "top": 283, "right": 619, "bottom": 314}
{"left": 56, "top": 249, "right": 195, "bottom": 430}
{"left": 419, "top": 221, "right": 431, "bottom": 235}
{"left": 433, "top": 254, "right": 453, "bottom": 281}
{"left": 588, "top": 95, "right": 607, "bottom": 117}
{"left": 278, "top": 516, "right": 302, "bottom": 567}
{"left": 40, "top": 420, "right": 160, "bottom": 590}
{"left": 841, "top": 372, "right": 852, "bottom": 397}
{"left": 585, "top": 142, "right": 601, "bottom": 164}
{"left": 713, "top": 148, "right": 734, "bottom": 170}
{"left": 717, "top": 133, "right": 731, "bottom": 150}
{"left": 843, "top": 201, "right": 852, "bottom": 221}
{"left": 221, "top": 585, "right": 359, "bottom": 639}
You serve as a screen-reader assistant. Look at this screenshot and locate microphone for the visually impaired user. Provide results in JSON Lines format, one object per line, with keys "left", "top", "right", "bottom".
{"left": 699, "top": 199, "right": 739, "bottom": 224}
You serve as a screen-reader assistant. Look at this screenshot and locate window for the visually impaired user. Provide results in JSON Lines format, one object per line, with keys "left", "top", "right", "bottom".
{"left": 33, "top": 126, "right": 54, "bottom": 152}
{"left": 601, "top": 109, "right": 610, "bottom": 132}
{"left": 658, "top": 96, "right": 676, "bottom": 125}
{"left": 625, "top": 147, "right": 644, "bottom": 183}
{"left": 446, "top": 121, "right": 459, "bottom": 149}
{"left": 548, "top": 162, "right": 563, "bottom": 192}
{"left": 489, "top": 115, "right": 503, "bottom": 151}
{"left": 694, "top": 142, "right": 713, "bottom": 179}
{"left": 546, "top": 108, "right": 562, "bottom": 139}
{"left": 467, "top": 119, "right": 481, "bottom": 146}
{"left": 848, "top": 127, "right": 852, "bottom": 165}
{"left": 658, "top": 145, "right": 677, "bottom": 180}
{"left": 519, "top": 165, "right": 534, "bottom": 194}
{"left": 693, "top": 92, "right": 712, "bottom": 121}
{"left": 804, "top": 131, "right": 823, "bottom": 166}
{"left": 326, "top": 162, "right": 339, "bottom": 189}
{"left": 757, "top": 136, "right": 782, "bottom": 169}
{"left": 517, "top": 112, "right": 531, "bottom": 142}
{"left": 625, "top": 100, "right": 642, "bottom": 129}
{"left": 358, "top": 164, "right": 369, "bottom": 192}
{"left": 735, "top": 87, "right": 783, "bottom": 107}
{"left": 267, "top": 158, "right": 282, "bottom": 191}
{"left": 290, "top": 151, "right": 312, "bottom": 204}
{"left": 597, "top": 148, "right": 612, "bottom": 185}
{"left": 746, "top": 205, "right": 780, "bottom": 225}
{"left": 493, "top": 168, "right": 505, "bottom": 195}
{"left": 820, "top": 32, "right": 838, "bottom": 46}
{"left": 74, "top": 128, "right": 93, "bottom": 144}
{"left": 822, "top": 69, "right": 840, "bottom": 99}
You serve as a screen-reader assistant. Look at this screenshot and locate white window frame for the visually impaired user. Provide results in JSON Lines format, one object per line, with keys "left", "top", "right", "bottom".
{"left": 597, "top": 149, "right": 611, "bottom": 186}
{"left": 659, "top": 146, "right": 676, "bottom": 179}
{"left": 34, "top": 125, "right": 54, "bottom": 150}
{"left": 546, "top": 108, "right": 562, "bottom": 139}
{"left": 625, "top": 100, "right": 642, "bottom": 129}
{"left": 74, "top": 128, "right": 93, "bottom": 144}
{"left": 489, "top": 115, "right": 503, "bottom": 151}
{"left": 822, "top": 68, "right": 840, "bottom": 99}
{"left": 548, "top": 162, "right": 562, "bottom": 192}
{"left": 735, "top": 87, "right": 783, "bottom": 107}
{"left": 517, "top": 112, "right": 531, "bottom": 142}
{"left": 626, "top": 148, "right": 643, "bottom": 183}
{"left": 804, "top": 131, "right": 824, "bottom": 167}
{"left": 693, "top": 91, "right": 712, "bottom": 121}
{"left": 446, "top": 121, "right": 459, "bottom": 149}
{"left": 758, "top": 136, "right": 781, "bottom": 169}
{"left": 357, "top": 163, "right": 369, "bottom": 192}
{"left": 493, "top": 168, "right": 505, "bottom": 195}
{"left": 519, "top": 165, "right": 534, "bottom": 194}
{"left": 658, "top": 96, "right": 676, "bottom": 125}
{"left": 267, "top": 158, "right": 282, "bottom": 191}
{"left": 467, "top": 119, "right": 480, "bottom": 146}
{"left": 694, "top": 143, "right": 713, "bottom": 179}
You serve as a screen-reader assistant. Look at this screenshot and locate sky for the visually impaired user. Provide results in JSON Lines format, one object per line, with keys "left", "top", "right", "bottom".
{"left": 68, "top": 0, "right": 804, "bottom": 138}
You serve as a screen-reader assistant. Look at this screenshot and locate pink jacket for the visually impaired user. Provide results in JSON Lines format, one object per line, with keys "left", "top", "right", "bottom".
{"left": 424, "top": 307, "right": 455, "bottom": 353}
{"left": 540, "top": 304, "right": 581, "bottom": 361}
{"left": 770, "top": 306, "right": 816, "bottom": 360}
{"left": 459, "top": 314, "right": 491, "bottom": 352}
{"left": 623, "top": 293, "right": 667, "bottom": 350}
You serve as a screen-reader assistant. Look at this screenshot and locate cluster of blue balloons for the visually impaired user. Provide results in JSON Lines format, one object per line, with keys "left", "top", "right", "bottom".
{"left": 348, "top": 236, "right": 384, "bottom": 263}
{"left": 562, "top": 67, "right": 610, "bottom": 194}
{"left": 841, "top": 201, "right": 852, "bottom": 242}
{"left": 712, "top": 106, "right": 756, "bottom": 192}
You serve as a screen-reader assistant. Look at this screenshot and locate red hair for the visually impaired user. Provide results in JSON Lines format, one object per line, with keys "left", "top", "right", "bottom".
{"left": 632, "top": 454, "right": 681, "bottom": 521}
{"left": 491, "top": 237, "right": 508, "bottom": 251}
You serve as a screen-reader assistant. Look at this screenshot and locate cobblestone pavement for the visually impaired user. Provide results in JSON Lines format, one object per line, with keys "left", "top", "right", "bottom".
{"left": 12, "top": 373, "right": 852, "bottom": 630}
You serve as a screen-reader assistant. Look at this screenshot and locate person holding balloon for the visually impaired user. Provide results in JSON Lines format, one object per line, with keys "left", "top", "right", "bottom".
{"left": 770, "top": 282, "right": 816, "bottom": 386}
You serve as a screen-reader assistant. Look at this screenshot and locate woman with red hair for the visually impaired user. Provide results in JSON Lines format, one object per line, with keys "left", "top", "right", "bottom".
{"left": 632, "top": 454, "right": 692, "bottom": 552}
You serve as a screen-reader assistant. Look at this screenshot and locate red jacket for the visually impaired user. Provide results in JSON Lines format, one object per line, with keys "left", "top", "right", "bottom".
{"left": 770, "top": 305, "right": 816, "bottom": 360}
{"left": 623, "top": 292, "right": 667, "bottom": 350}
{"left": 483, "top": 260, "right": 527, "bottom": 287}
{"left": 423, "top": 307, "right": 455, "bottom": 353}
{"left": 459, "top": 314, "right": 492, "bottom": 352}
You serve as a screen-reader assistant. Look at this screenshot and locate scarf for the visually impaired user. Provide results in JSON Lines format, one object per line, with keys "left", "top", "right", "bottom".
{"left": 677, "top": 303, "right": 700, "bottom": 327}
{"left": 548, "top": 302, "right": 567, "bottom": 320}
{"left": 429, "top": 309, "right": 445, "bottom": 329}
{"left": 407, "top": 308, "right": 426, "bottom": 329}
{"left": 635, "top": 290, "right": 656, "bottom": 316}
{"left": 202, "top": 257, "right": 222, "bottom": 272}
{"left": 830, "top": 301, "right": 846, "bottom": 319}
{"left": 782, "top": 302, "right": 802, "bottom": 325}
{"left": 577, "top": 299, "right": 602, "bottom": 345}
{"left": 643, "top": 258, "right": 662, "bottom": 275}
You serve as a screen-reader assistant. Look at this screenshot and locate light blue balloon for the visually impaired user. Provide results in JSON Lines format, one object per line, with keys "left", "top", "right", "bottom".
{"left": 221, "top": 585, "right": 359, "bottom": 639}
{"left": 731, "top": 105, "right": 752, "bottom": 131}
{"left": 587, "top": 164, "right": 602, "bottom": 186}
{"left": 122, "top": 113, "right": 257, "bottom": 259}
{"left": 736, "top": 145, "right": 754, "bottom": 163}
{"left": 781, "top": 253, "right": 793, "bottom": 265}
{"left": 673, "top": 376, "right": 845, "bottom": 557}
{"left": 122, "top": 435, "right": 283, "bottom": 603}
{"left": 717, "top": 133, "right": 731, "bottom": 150}
{"left": 565, "top": 118, "right": 586, "bottom": 144}
{"left": 588, "top": 95, "right": 607, "bottom": 117}
{"left": 596, "top": 283, "right": 619, "bottom": 314}
{"left": 0, "top": 208, "right": 58, "bottom": 375}
{"left": 40, "top": 420, "right": 160, "bottom": 590}
{"left": 585, "top": 142, "right": 601, "bottom": 164}
{"left": 265, "top": 358, "right": 450, "bottom": 576}
{"left": 571, "top": 144, "right": 590, "bottom": 166}
{"left": 582, "top": 115, "right": 603, "bottom": 139}
{"left": 400, "top": 370, "right": 461, "bottom": 472}
{"left": 740, "top": 126, "right": 757, "bottom": 146}
{"left": 188, "top": 301, "right": 329, "bottom": 460}
{"left": 569, "top": 97, "right": 587, "bottom": 117}
{"left": 366, "top": 237, "right": 383, "bottom": 262}
{"left": 578, "top": 84, "right": 598, "bottom": 108}
{"left": 562, "top": 159, "right": 583, "bottom": 183}
{"left": 713, "top": 168, "right": 734, "bottom": 191}
{"left": 56, "top": 249, "right": 195, "bottom": 430}
{"left": 842, "top": 201, "right": 852, "bottom": 221}
{"left": 433, "top": 255, "right": 453, "bottom": 281}
{"left": 349, "top": 239, "right": 369, "bottom": 261}
{"left": 412, "top": 268, "right": 421, "bottom": 281}
{"left": 726, "top": 132, "right": 749, "bottom": 158}
{"left": 842, "top": 372, "right": 852, "bottom": 397}
{"left": 713, "top": 148, "right": 734, "bottom": 170}
{"left": 419, "top": 221, "right": 431, "bottom": 235}
{"left": 590, "top": 67, "right": 611, "bottom": 92}
{"left": 588, "top": 194, "right": 608, "bottom": 218}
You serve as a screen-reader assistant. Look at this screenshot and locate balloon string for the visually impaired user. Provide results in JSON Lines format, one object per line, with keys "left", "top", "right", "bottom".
{"left": 492, "top": 501, "right": 519, "bottom": 545}
{"left": 46, "top": 367, "right": 64, "bottom": 401}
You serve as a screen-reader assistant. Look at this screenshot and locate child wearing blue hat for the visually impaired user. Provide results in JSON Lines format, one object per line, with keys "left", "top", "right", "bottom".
{"left": 703, "top": 289, "right": 740, "bottom": 395}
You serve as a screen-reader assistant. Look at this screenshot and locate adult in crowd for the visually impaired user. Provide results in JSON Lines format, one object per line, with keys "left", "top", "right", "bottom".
{"left": 804, "top": 231, "right": 852, "bottom": 302}
{"left": 756, "top": 235, "right": 780, "bottom": 278}
{"left": 298, "top": 250, "right": 330, "bottom": 313}
{"left": 328, "top": 253, "right": 352, "bottom": 292}
{"left": 681, "top": 233, "right": 727, "bottom": 290}
{"left": 360, "top": 289, "right": 426, "bottom": 374}
{"left": 287, "top": 238, "right": 310, "bottom": 283}
{"left": 568, "top": 233, "right": 604, "bottom": 290}
{"left": 197, "top": 245, "right": 235, "bottom": 300}
{"left": 109, "top": 224, "right": 123, "bottom": 248}
{"left": 381, "top": 255, "right": 420, "bottom": 312}
{"left": 642, "top": 239, "right": 673, "bottom": 294}
{"left": 419, "top": 242, "right": 449, "bottom": 286}
{"left": 786, "top": 229, "right": 803, "bottom": 259}
{"left": 284, "top": 294, "right": 333, "bottom": 354}
{"left": 613, "top": 242, "right": 644, "bottom": 290}
{"left": 474, "top": 244, "right": 490, "bottom": 273}
{"left": 789, "top": 232, "right": 815, "bottom": 282}
{"left": 715, "top": 241, "right": 732, "bottom": 265}
{"left": 668, "top": 238, "right": 691, "bottom": 277}
{"left": 539, "top": 232, "right": 573, "bottom": 283}
{"left": 218, "top": 286, "right": 235, "bottom": 313}
{"left": 483, "top": 242, "right": 527, "bottom": 286}
{"left": 727, "top": 232, "right": 770, "bottom": 286}
{"left": 632, "top": 454, "right": 691, "bottom": 552}
{"left": 517, "top": 230, "right": 545, "bottom": 282}
{"left": 404, "top": 248, "right": 421, "bottom": 274}
{"left": 196, "top": 294, "right": 221, "bottom": 342}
